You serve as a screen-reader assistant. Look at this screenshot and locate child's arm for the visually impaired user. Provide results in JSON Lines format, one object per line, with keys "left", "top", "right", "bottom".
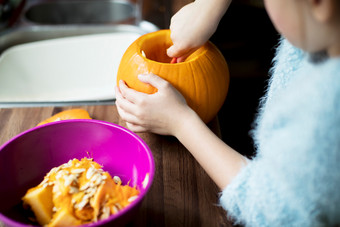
{"left": 115, "top": 73, "right": 247, "bottom": 189}
{"left": 167, "top": 0, "right": 232, "bottom": 62}
{"left": 174, "top": 105, "right": 248, "bottom": 189}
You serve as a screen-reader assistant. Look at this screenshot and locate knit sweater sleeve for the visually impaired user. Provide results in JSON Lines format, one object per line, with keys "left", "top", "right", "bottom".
{"left": 219, "top": 40, "right": 340, "bottom": 226}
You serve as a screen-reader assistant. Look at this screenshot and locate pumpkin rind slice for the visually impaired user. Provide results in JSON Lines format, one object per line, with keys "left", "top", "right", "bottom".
{"left": 37, "top": 109, "right": 92, "bottom": 126}
{"left": 22, "top": 185, "right": 54, "bottom": 225}
{"left": 48, "top": 209, "right": 81, "bottom": 227}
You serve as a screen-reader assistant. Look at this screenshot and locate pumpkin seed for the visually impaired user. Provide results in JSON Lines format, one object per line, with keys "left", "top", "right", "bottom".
{"left": 71, "top": 168, "right": 86, "bottom": 174}
{"left": 80, "top": 182, "right": 90, "bottom": 191}
{"left": 75, "top": 200, "right": 88, "bottom": 210}
{"left": 86, "top": 167, "right": 96, "bottom": 179}
{"left": 113, "top": 176, "right": 122, "bottom": 184}
{"left": 127, "top": 195, "right": 138, "bottom": 203}
{"left": 111, "top": 205, "right": 119, "bottom": 214}
{"left": 99, "top": 206, "right": 110, "bottom": 220}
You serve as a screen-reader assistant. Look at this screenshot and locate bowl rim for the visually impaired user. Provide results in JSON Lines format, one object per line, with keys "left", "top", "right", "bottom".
{"left": 0, "top": 119, "right": 155, "bottom": 227}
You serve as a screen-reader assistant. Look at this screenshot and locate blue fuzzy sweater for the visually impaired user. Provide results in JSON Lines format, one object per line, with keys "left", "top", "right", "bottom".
{"left": 220, "top": 39, "right": 340, "bottom": 226}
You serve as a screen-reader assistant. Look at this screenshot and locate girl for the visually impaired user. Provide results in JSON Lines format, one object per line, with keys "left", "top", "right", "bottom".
{"left": 116, "top": 0, "right": 340, "bottom": 226}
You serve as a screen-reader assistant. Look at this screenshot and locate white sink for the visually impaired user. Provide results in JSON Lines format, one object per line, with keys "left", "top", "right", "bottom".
{"left": 0, "top": 32, "right": 140, "bottom": 106}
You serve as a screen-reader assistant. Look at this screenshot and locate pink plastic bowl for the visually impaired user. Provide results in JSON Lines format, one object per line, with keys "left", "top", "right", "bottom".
{"left": 0, "top": 119, "right": 155, "bottom": 227}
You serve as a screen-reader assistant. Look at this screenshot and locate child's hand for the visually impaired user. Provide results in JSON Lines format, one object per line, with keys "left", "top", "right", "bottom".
{"left": 115, "top": 74, "right": 195, "bottom": 135}
{"left": 167, "top": 2, "right": 211, "bottom": 62}
{"left": 167, "top": 0, "right": 230, "bottom": 62}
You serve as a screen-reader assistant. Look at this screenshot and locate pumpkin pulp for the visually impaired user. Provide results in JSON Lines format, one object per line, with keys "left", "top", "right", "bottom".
{"left": 22, "top": 158, "right": 140, "bottom": 226}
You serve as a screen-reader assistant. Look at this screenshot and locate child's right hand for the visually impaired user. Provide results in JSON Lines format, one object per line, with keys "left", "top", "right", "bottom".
{"left": 115, "top": 73, "right": 197, "bottom": 136}
{"left": 167, "top": 0, "right": 230, "bottom": 62}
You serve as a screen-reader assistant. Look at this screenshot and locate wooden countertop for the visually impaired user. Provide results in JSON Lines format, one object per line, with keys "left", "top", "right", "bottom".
{"left": 0, "top": 105, "right": 233, "bottom": 226}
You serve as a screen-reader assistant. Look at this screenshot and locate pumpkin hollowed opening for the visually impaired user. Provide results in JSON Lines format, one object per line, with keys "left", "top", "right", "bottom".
{"left": 139, "top": 30, "right": 206, "bottom": 64}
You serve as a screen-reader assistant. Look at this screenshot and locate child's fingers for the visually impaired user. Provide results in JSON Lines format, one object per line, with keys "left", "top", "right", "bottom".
{"left": 167, "top": 45, "right": 195, "bottom": 63}
{"left": 116, "top": 95, "right": 148, "bottom": 133}
{"left": 116, "top": 99, "right": 142, "bottom": 126}
{"left": 125, "top": 122, "right": 148, "bottom": 133}
{"left": 138, "top": 74, "right": 169, "bottom": 90}
{"left": 117, "top": 108, "right": 139, "bottom": 126}
{"left": 167, "top": 44, "right": 183, "bottom": 58}
{"left": 115, "top": 86, "right": 136, "bottom": 118}
{"left": 118, "top": 80, "right": 145, "bottom": 104}
{"left": 115, "top": 86, "right": 139, "bottom": 115}
{"left": 167, "top": 44, "right": 192, "bottom": 59}
{"left": 177, "top": 55, "right": 188, "bottom": 63}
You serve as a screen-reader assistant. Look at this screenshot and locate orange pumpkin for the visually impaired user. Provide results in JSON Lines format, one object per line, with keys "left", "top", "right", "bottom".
{"left": 37, "top": 109, "right": 91, "bottom": 126}
{"left": 116, "top": 29, "right": 229, "bottom": 123}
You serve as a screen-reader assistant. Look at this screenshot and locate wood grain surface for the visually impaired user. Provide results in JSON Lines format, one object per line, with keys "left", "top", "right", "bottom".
{"left": 0, "top": 105, "right": 234, "bottom": 227}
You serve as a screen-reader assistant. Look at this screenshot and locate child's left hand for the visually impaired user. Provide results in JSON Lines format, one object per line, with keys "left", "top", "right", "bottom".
{"left": 115, "top": 73, "right": 194, "bottom": 135}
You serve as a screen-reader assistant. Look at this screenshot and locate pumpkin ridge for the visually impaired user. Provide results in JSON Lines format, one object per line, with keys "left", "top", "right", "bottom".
{"left": 196, "top": 58, "right": 210, "bottom": 122}
{"left": 206, "top": 51, "right": 219, "bottom": 110}
{"left": 189, "top": 60, "right": 201, "bottom": 117}
{"left": 202, "top": 43, "right": 228, "bottom": 122}
{"left": 187, "top": 62, "right": 197, "bottom": 113}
